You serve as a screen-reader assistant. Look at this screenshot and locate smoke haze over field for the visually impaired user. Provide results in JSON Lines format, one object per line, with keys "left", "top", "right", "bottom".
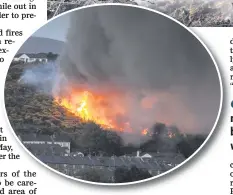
{"left": 20, "top": 63, "right": 57, "bottom": 94}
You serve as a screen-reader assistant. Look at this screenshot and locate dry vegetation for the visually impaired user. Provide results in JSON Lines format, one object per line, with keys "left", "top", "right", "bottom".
{"left": 5, "top": 63, "right": 82, "bottom": 135}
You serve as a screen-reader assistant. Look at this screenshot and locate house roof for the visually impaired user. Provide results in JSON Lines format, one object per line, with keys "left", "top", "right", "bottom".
{"left": 19, "top": 133, "right": 70, "bottom": 143}
{"left": 26, "top": 143, "right": 69, "bottom": 155}
{"left": 15, "top": 53, "right": 48, "bottom": 59}
{"left": 20, "top": 134, "right": 52, "bottom": 142}
{"left": 36, "top": 154, "right": 185, "bottom": 171}
{"left": 15, "top": 53, "right": 24, "bottom": 58}
{"left": 51, "top": 133, "right": 70, "bottom": 142}
{"left": 125, "top": 151, "right": 182, "bottom": 158}
{"left": 124, "top": 151, "right": 157, "bottom": 157}
{"left": 141, "top": 152, "right": 158, "bottom": 157}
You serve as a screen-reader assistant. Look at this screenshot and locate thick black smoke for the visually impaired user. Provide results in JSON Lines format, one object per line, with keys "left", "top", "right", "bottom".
{"left": 52, "top": 6, "right": 220, "bottom": 135}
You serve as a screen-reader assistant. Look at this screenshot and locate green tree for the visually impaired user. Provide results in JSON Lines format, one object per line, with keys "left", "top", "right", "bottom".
{"left": 72, "top": 122, "right": 123, "bottom": 155}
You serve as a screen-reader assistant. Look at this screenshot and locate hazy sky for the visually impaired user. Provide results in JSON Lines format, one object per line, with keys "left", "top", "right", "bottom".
{"left": 33, "top": 14, "right": 70, "bottom": 41}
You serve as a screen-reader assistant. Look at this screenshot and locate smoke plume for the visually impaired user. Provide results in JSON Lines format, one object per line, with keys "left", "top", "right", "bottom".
{"left": 20, "top": 6, "right": 220, "bottom": 142}
{"left": 53, "top": 6, "right": 220, "bottom": 135}
{"left": 19, "top": 62, "right": 57, "bottom": 94}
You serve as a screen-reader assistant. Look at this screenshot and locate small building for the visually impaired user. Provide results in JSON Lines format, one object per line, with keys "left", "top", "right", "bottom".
{"left": 13, "top": 53, "right": 48, "bottom": 63}
{"left": 18, "top": 133, "right": 71, "bottom": 153}
{"left": 26, "top": 143, "right": 69, "bottom": 156}
{"left": 125, "top": 151, "right": 154, "bottom": 159}
{"left": 36, "top": 154, "right": 185, "bottom": 181}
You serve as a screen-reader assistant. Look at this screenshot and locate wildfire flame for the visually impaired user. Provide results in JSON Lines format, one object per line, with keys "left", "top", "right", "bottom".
{"left": 54, "top": 86, "right": 185, "bottom": 139}
{"left": 142, "top": 128, "right": 148, "bottom": 135}
{"left": 54, "top": 88, "right": 149, "bottom": 134}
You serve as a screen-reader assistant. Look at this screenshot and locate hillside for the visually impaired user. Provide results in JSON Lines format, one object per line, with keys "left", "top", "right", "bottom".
{"left": 5, "top": 62, "right": 124, "bottom": 155}
{"left": 18, "top": 37, "right": 64, "bottom": 54}
{"left": 5, "top": 62, "right": 207, "bottom": 157}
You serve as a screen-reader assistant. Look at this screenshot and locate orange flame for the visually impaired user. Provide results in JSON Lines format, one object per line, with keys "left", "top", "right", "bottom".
{"left": 54, "top": 87, "right": 161, "bottom": 135}
{"left": 141, "top": 128, "right": 148, "bottom": 135}
{"left": 54, "top": 89, "right": 142, "bottom": 133}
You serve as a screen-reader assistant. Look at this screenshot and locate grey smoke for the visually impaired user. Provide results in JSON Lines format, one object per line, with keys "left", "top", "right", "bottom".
{"left": 54, "top": 6, "right": 220, "bottom": 135}
{"left": 20, "top": 5, "right": 221, "bottom": 140}
{"left": 19, "top": 63, "right": 57, "bottom": 94}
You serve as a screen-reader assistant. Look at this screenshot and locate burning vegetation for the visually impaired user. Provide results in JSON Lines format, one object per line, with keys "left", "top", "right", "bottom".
{"left": 5, "top": 61, "right": 208, "bottom": 160}
{"left": 54, "top": 87, "right": 158, "bottom": 135}
{"left": 54, "top": 89, "right": 131, "bottom": 132}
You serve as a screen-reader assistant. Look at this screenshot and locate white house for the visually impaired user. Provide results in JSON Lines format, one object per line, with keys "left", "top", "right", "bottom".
{"left": 136, "top": 151, "right": 154, "bottom": 158}
{"left": 13, "top": 53, "right": 48, "bottom": 63}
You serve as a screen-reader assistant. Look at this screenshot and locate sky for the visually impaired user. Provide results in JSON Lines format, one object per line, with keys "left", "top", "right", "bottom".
{"left": 33, "top": 14, "right": 70, "bottom": 41}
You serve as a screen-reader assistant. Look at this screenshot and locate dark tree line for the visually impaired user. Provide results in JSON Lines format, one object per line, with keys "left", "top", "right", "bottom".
{"left": 69, "top": 121, "right": 206, "bottom": 158}
{"left": 46, "top": 52, "right": 59, "bottom": 61}
{"left": 71, "top": 122, "right": 123, "bottom": 156}
{"left": 114, "top": 166, "right": 152, "bottom": 183}
{"left": 79, "top": 166, "right": 152, "bottom": 183}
